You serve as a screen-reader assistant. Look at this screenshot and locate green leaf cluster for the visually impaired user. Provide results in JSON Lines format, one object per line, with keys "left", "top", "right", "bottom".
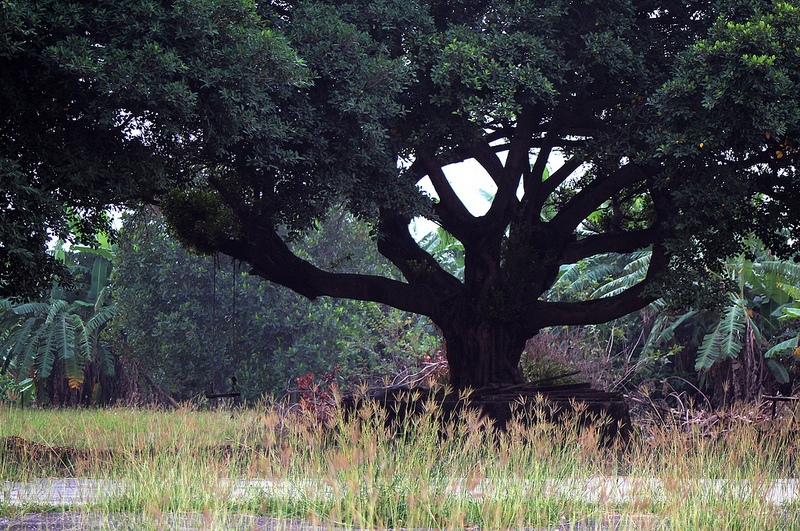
{"left": 110, "top": 210, "right": 437, "bottom": 400}
{"left": 1, "top": 249, "right": 116, "bottom": 392}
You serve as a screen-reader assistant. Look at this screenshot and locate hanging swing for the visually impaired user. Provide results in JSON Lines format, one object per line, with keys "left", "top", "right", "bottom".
{"left": 206, "top": 255, "right": 241, "bottom": 402}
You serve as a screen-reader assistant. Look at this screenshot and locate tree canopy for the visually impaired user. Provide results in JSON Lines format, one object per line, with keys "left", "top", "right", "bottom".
{"left": 3, "top": 0, "right": 800, "bottom": 388}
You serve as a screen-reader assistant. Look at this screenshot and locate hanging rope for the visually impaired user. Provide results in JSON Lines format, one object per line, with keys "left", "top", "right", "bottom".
{"left": 209, "top": 256, "right": 218, "bottom": 395}
{"left": 206, "top": 255, "right": 241, "bottom": 401}
{"left": 230, "top": 258, "right": 238, "bottom": 394}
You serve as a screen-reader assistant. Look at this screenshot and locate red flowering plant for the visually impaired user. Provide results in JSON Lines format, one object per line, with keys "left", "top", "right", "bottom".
{"left": 291, "top": 365, "right": 340, "bottom": 424}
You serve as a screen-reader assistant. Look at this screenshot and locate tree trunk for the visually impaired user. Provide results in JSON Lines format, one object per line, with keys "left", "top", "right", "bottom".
{"left": 438, "top": 312, "right": 528, "bottom": 390}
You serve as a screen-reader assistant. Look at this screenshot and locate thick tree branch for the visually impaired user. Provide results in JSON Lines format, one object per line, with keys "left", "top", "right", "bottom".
{"left": 528, "top": 241, "right": 668, "bottom": 328}
{"left": 531, "top": 156, "right": 584, "bottom": 209}
{"left": 418, "top": 151, "right": 477, "bottom": 241}
{"left": 218, "top": 229, "right": 437, "bottom": 316}
{"left": 550, "top": 164, "right": 645, "bottom": 232}
{"left": 400, "top": 157, "right": 429, "bottom": 188}
{"left": 562, "top": 227, "right": 657, "bottom": 263}
{"left": 525, "top": 135, "right": 555, "bottom": 199}
{"left": 491, "top": 138, "right": 588, "bottom": 153}
{"left": 377, "top": 211, "right": 463, "bottom": 293}
{"left": 486, "top": 106, "right": 539, "bottom": 225}
{"left": 468, "top": 141, "right": 506, "bottom": 186}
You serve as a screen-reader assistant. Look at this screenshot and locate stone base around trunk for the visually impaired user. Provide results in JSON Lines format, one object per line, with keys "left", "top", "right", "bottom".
{"left": 340, "top": 382, "right": 632, "bottom": 444}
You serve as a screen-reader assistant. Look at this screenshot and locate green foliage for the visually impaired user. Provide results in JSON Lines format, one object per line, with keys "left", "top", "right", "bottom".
{"left": 0, "top": 372, "right": 35, "bottom": 406}
{"left": 652, "top": 1, "right": 800, "bottom": 288}
{"left": 1, "top": 0, "right": 313, "bottom": 297}
{"left": 687, "top": 241, "right": 800, "bottom": 384}
{"left": 416, "top": 226, "right": 465, "bottom": 280}
{"left": 548, "top": 251, "right": 651, "bottom": 303}
{"left": 6, "top": 0, "right": 800, "bottom": 388}
{"left": 542, "top": 232, "right": 800, "bottom": 399}
{"left": 0, "top": 249, "right": 116, "bottom": 393}
{"left": 111, "top": 210, "right": 437, "bottom": 400}
{"left": 161, "top": 188, "right": 241, "bottom": 255}
{"left": 696, "top": 294, "right": 749, "bottom": 371}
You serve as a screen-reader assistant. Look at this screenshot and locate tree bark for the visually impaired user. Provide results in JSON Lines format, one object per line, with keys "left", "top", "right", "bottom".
{"left": 436, "top": 308, "right": 528, "bottom": 390}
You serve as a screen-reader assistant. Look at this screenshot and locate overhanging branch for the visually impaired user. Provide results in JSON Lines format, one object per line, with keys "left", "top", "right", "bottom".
{"left": 486, "top": 106, "right": 538, "bottom": 225}
{"left": 527, "top": 241, "right": 668, "bottom": 329}
{"left": 418, "top": 152, "right": 475, "bottom": 232}
{"left": 562, "top": 227, "right": 657, "bottom": 263}
{"left": 530, "top": 155, "right": 584, "bottom": 214}
{"left": 218, "top": 228, "right": 437, "bottom": 316}
{"left": 550, "top": 164, "right": 646, "bottom": 232}
{"left": 377, "top": 211, "right": 463, "bottom": 293}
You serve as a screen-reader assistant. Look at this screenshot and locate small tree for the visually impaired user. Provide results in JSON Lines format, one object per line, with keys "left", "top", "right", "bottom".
{"left": 0, "top": 247, "right": 116, "bottom": 403}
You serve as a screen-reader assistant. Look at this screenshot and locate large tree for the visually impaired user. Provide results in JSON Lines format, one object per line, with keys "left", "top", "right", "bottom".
{"left": 3, "top": 0, "right": 800, "bottom": 389}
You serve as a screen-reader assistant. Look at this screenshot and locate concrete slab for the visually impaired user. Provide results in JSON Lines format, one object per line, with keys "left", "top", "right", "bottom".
{"left": 1, "top": 479, "right": 126, "bottom": 506}
{"left": 2, "top": 476, "right": 799, "bottom": 508}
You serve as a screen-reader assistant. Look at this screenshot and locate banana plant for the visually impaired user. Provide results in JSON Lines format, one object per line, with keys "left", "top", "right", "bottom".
{"left": 0, "top": 247, "right": 116, "bottom": 390}
{"left": 637, "top": 238, "right": 799, "bottom": 386}
{"left": 695, "top": 243, "right": 799, "bottom": 380}
{"left": 0, "top": 370, "right": 35, "bottom": 405}
{"left": 694, "top": 293, "right": 754, "bottom": 371}
{"left": 548, "top": 234, "right": 800, "bottom": 390}
{"left": 549, "top": 251, "right": 652, "bottom": 302}
{"left": 761, "top": 261, "right": 800, "bottom": 369}
{"left": 416, "top": 225, "right": 466, "bottom": 280}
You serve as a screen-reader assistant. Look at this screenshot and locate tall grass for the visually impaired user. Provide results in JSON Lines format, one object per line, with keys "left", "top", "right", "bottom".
{"left": 1, "top": 393, "right": 799, "bottom": 529}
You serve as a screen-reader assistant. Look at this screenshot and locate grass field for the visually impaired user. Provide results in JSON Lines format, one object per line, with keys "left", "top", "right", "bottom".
{"left": 2, "top": 392, "right": 800, "bottom": 530}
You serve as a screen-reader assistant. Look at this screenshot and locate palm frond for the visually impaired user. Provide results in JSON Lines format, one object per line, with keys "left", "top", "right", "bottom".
{"left": 44, "top": 299, "right": 68, "bottom": 325}
{"left": 765, "top": 336, "right": 799, "bottom": 358}
{"left": 14, "top": 325, "right": 43, "bottom": 379}
{"left": 94, "top": 286, "right": 111, "bottom": 312}
{"left": 63, "top": 314, "right": 84, "bottom": 389}
{"left": 777, "top": 283, "right": 800, "bottom": 300}
{"left": 1, "top": 285, "right": 117, "bottom": 386}
{"left": 0, "top": 311, "right": 24, "bottom": 339}
{"left": 696, "top": 325, "right": 723, "bottom": 371}
{"left": 590, "top": 264, "right": 648, "bottom": 299}
{"left": 1, "top": 317, "right": 40, "bottom": 373}
{"left": 756, "top": 260, "right": 800, "bottom": 284}
{"left": 416, "top": 230, "right": 440, "bottom": 250}
{"left": 78, "top": 325, "right": 92, "bottom": 361}
{"left": 36, "top": 327, "right": 56, "bottom": 379}
{"left": 86, "top": 306, "right": 116, "bottom": 335}
{"left": 719, "top": 299, "right": 747, "bottom": 359}
{"left": 621, "top": 251, "right": 651, "bottom": 275}
{"left": 767, "top": 358, "right": 791, "bottom": 384}
{"left": 11, "top": 302, "right": 50, "bottom": 316}
{"left": 645, "top": 310, "right": 699, "bottom": 353}
{"left": 87, "top": 257, "right": 110, "bottom": 304}
{"left": 96, "top": 344, "right": 116, "bottom": 377}
{"left": 549, "top": 254, "right": 623, "bottom": 300}
{"left": 696, "top": 297, "right": 746, "bottom": 371}
{"left": 695, "top": 294, "right": 748, "bottom": 371}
